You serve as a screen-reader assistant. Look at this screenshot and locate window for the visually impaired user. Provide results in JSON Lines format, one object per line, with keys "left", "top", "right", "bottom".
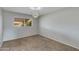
{"left": 13, "top": 18, "right": 32, "bottom": 27}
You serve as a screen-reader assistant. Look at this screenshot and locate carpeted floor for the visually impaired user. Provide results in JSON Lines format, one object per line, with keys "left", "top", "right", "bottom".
{"left": 0, "top": 35, "right": 79, "bottom": 51}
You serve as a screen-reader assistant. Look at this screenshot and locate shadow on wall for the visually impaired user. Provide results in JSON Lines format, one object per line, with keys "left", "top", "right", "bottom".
{"left": 39, "top": 27, "right": 79, "bottom": 49}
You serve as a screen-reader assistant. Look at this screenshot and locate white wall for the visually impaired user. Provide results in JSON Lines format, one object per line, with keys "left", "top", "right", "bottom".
{"left": 0, "top": 8, "right": 3, "bottom": 46}
{"left": 39, "top": 8, "right": 79, "bottom": 49}
{"left": 3, "top": 10, "right": 38, "bottom": 41}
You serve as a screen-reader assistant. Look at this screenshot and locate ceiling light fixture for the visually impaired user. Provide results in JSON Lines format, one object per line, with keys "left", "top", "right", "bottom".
{"left": 29, "top": 7, "right": 42, "bottom": 18}
{"left": 30, "top": 7, "right": 41, "bottom": 10}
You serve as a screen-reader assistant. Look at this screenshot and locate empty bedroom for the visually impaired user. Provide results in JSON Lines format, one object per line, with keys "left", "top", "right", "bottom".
{"left": 0, "top": 7, "right": 79, "bottom": 51}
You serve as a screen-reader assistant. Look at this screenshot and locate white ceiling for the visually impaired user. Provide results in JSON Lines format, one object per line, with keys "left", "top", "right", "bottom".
{"left": 2, "top": 7, "right": 64, "bottom": 16}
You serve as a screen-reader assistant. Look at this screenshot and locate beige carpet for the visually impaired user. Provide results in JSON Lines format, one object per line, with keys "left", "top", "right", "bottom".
{"left": 0, "top": 35, "right": 79, "bottom": 51}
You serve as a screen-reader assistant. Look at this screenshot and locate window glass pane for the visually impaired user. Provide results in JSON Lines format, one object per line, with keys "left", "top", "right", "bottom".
{"left": 13, "top": 18, "right": 32, "bottom": 27}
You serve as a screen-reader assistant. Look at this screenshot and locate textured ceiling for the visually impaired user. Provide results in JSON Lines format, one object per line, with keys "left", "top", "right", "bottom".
{"left": 2, "top": 7, "right": 64, "bottom": 16}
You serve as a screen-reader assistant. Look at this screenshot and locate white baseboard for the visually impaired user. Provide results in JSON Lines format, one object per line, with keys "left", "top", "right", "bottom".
{"left": 3, "top": 34, "right": 38, "bottom": 42}
{"left": 39, "top": 33, "right": 79, "bottom": 49}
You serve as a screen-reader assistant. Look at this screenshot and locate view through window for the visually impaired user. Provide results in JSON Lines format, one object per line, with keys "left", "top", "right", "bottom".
{"left": 13, "top": 18, "right": 32, "bottom": 27}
